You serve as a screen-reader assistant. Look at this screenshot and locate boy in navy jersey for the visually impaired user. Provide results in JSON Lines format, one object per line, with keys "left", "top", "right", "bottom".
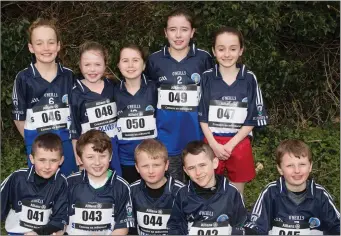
{"left": 130, "top": 139, "right": 185, "bottom": 235}
{"left": 145, "top": 9, "right": 213, "bottom": 181}
{"left": 167, "top": 141, "right": 247, "bottom": 235}
{"left": 66, "top": 130, "right": 134, "bottom": 235}
{"left": 244, "top": 139, "right": 340, "bottom": 235}
{"left": 1, "top": 133, "right": 68, "bottom": 235}
{"left": 11, "top": 18, "right": 77, "bottom": 176}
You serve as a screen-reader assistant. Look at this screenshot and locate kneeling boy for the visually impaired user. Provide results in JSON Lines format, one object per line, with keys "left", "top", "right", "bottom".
{"left": 167, "top": 141, "right": 247, "bottom": 235}
{"left": 1, "top": 133, "right": 68, "bottom": 235}
{"left": 130, "top": 139, "right": 185, "bottom": 235}
{"left": 244, "top": 139, "right": 340, "bottom": 235}
{"left": 66, "top": 130, "right": 134, "bottom": 235}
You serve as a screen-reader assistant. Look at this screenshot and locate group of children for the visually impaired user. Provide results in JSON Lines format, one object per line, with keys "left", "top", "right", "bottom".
{"left": 2, "top": 7, "right": 339, "bottom": 235}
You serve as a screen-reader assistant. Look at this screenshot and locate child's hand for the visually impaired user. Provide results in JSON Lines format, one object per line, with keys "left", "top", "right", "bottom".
{"left": 211, "top": 142, "right": 229, "bottom": 160}
{"left": 51, "top": 230, "right": 64, "bottom": 235}
{"left": 24, "top": 231, "right": 38, "bottom": 235}
{"left": 223, "top": 141, "right": 235, "bottom": 157}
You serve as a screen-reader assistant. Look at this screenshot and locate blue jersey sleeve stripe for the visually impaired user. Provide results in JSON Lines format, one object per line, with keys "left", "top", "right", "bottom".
{"left": 252, "top": 182, "right": 276, "bottom": 217}
{"left": 116, "top": 176, "right": 130, "bottom": 190}
{"left": 228, "top": 182, "right": 245, "bottom": 207}
{"left": 197, "top": 48, "right": 212, "bottom": 57}
{"left": 247, "top": 71, "right": 263, "bottom": 106}
{"left": 130, "top": 180, "right": 141, "bottom": 187}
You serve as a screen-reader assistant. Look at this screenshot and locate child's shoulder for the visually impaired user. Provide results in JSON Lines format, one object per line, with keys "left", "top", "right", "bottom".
{"left": 15, "top": 67, "right": 31, "bottom": 81}
{"left": 66, "top": 171, "right": 83, "bottom": 185}
{"left": 195, "top": 47, "right": 212, "bottom": 58}
{"left": 6, "top": 167, "right": 30, "bottom": 179}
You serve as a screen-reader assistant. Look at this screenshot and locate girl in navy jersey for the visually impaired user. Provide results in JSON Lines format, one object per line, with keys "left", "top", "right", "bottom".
{"left": 145, "top": 9, "right": 213, "bottom": 182}
{"left": 11, "top": 18, "right": 77, "bottom": 176}
{"left": 115, "top": 44, "right": 158, "bottom": 184}
{"left": 199, "top": 26, "right": 268, "bottom": 195}
{"left": 69, "top": 41, "right": 122, "bottom": 176}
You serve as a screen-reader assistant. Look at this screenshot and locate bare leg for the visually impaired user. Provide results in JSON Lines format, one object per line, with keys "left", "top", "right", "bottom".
{"left": 230, "top": 181, "right": 245, "bottom": 196}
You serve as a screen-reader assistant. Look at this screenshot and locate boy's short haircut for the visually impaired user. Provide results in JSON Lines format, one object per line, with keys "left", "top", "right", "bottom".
{"left": 182, "top": 141, "right": 214, "bottom": 164}
{"left": 134, "top": 139, "right": 168, "bottom": 164}
{"left": 31, "top": 133, "right": 63, "bottom": 156}
{"left": 276, "top": 139, "right": 312, "bottom": 166}
{"left": 76, "top": 130, "right": 112, "bottom": 158}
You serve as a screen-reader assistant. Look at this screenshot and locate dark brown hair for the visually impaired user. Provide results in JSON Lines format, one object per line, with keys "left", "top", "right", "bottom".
{"left": 212, "top": 26, "right": 244, "bottom": 49}
{"left": 76, "top": 130, "right": 112, "bottom": 158}
{"left": 182, "top": 141, "right": 214, "bottom": 164}
{"left": 135, "top": 139, "right": 168, "bottom": 164}
{"left": 118, "top": 43, "right": 147, "bottom": 63}
{"left": 276, "top": 139, "right": 312, "bottom": 166}
{"left": 28, "top": 18, "right": 60, "bottom": 43}
{"left": 31, "top": 133, "right": 63, "bottom": 157}
{"left": 164, "top": 8, "right": 196, "bottom": 29}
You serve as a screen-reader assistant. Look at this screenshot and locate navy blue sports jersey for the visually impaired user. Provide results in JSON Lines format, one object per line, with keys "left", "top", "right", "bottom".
{"left": 130, "top": 175, "right": 185, "bottom": 235}
{"left": 12, "top": 62, "right": 74, "bottom": 146}
{"left": 66, "top": 170, "right": 134, "bottom": 235}
{"left": 199, "top": 64, "right": 268, "bottom": 137}
{"left": 69, "top": 77, "right": 121, "bottom": 175}
{"left": 113, "top": 75, "right": 158, "bottom": 166}
{"left": 145, "top": 43, "right": 213, "bottom": 156}
{"left": 1, "top": 167, "right": 68, "bottom": 234}
{"left": 167, "top": 175, "right": 247, "bottom": 235}
{"left": 244, "top": 176, "right": 340, "bottom": 235}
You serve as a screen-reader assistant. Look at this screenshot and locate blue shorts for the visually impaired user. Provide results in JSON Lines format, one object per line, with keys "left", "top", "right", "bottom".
{"left": 26, "top": 139, "right": 78, "bottom": 177}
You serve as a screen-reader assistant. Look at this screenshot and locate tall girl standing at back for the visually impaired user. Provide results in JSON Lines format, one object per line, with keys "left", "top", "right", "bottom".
{"left": 199, "top": 26, "right": 268, "bottom": 195}
{"left": 69, "top": 41, "right": 122, "bottom": 176}
{"left": 11, "top": 18, "right": 77, "bottom": 176}
{"left": 145, "top": 9, "right": 213, "bottom": 181}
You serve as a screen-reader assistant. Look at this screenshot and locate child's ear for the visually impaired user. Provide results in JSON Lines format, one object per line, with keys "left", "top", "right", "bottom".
{"left": 29, "top": 154, "right": 35, "bottom": 165}
{"left": 212, "top": 157, "right": 219, "bottom": 170}
{"left": 28, "top": 43, "right": 34, "bottom": 54}
{"left": 59, "top": 156, "right": 64, "bottom": 166}
{"left": 277, "top": 165, "right": 283, "bottom": 175}
{"left": 135, "top": 163, "right": 140, "bottom": 174}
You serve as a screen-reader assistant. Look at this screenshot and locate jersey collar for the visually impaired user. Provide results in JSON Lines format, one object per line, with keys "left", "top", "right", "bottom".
{"left": 29, "top": 62, "right": 65, "bottom": 79}
{"left": 75, "top": 76, "right": 111, "bottom": 94}
{"left": 187, "top": 174, "right": 226, "bottom": 195}
{"left": 214, "top": 64, "right": 246, "bottom": 80}
{"left": 140, "top": 174, "right": 173, "bottom": 195}
{"left": 27, "top": 166, "right": 60, "bottom": 183}
{"left": 163, "top": 42, "right": 196, "bottom": 58}
{"left": 119, "top": 74, "right": 148, "bottom": 91}
{"left": 278, "top": 176, "right": 314, "bottom": 199}
{"left": 81, "top": 169, "right": 116, "bottom": 186}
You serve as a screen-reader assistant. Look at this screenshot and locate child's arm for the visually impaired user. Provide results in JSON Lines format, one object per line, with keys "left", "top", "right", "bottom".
{"left": 200, "top": 122, "right": 229, "bottom": 159}
{"left": 320, "top": 188, "right": 340, "bottom": 234}
{"left": 167, "top": 191, "right": 187, "bottom": 235}
{"left": 14, "top": 120, "right": 25, "bottom": 138}
{"left": 230, "top": 185, "right": 248, "bottom": 227}
{"left": 12, "top": 75, "right": 27, "bottom": 138}
{"left": 69, "top": 89, "right": 82, "bottom": 167}
{"left": 244, "top": 187, "right": 272, "bottom": 235}
{"left": 112, "top": 180, "right": 134, "bottom": 235}
{"left": 1, "top": 172, "right": 14, "bottom": 221}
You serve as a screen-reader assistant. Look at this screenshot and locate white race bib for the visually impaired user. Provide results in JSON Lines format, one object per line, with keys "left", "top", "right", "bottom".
{"left": 19, "top": 200, "right": 52, "bottom": 230}
{"left": 25, "top": 103, "right": 69, "bottom": 132}
{"left": 136, "top": 208, "right": 171, "bottom": 235}
{"left": 208, "top": 100, "right": 248, "bottom": 134}
{"left": 188, "top": 221, "right": 232, "bottom": 235}
{"left": 70, "top": 202, "right": 113, "bottom": 234}
{"left": 117, "top": 111, "right": 157, "bottom": 140}
{"left": 270, "top": 221, "right": 322, "bottom": 235}
{"left": 157, "top": 84, "right": 199, "bottom": 112}
{"left": 82, "top": 99, "right": 117, "bottom": 138}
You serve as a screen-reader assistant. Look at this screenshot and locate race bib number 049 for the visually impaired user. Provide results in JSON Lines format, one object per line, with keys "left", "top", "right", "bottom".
{"left": 157, "top": 84, "right": 199, "bottom": 112}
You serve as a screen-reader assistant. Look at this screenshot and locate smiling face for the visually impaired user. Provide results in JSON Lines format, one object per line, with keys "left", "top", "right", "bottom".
{"left": 183, "top": 152, "right": 218, "bottom": 188}
{"left": 277, "top": 152, "right": 312, "bottom": 191}
{"left": 80, "top": 143, "right": 111, "bottom": 181}
{"left": 29, "top": 148, "right": 64, "bottom": 179}
{"left": 80, "top": 50, "right": 106, "bottom": 84}
{"left": 164, "top": 15, "right": 195, "bottom": 52}
{"left": 28, "top": 26, "right": 60, "bottom": 64}
{"left": 213, "top": 32, "right": 243, "bottom": 69}
{"left": 135, "top": 151, "right": 169, "bottom": 188}
{"left": 118, "top": 47, "right": 145, "bottom": 81}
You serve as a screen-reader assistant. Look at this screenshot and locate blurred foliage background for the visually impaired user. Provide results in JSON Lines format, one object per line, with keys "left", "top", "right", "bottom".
{"left": 1, "top": 1, "right": 340, "bottom": 217}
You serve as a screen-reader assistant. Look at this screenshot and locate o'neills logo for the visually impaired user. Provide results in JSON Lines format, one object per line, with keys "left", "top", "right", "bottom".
{"left": 171, "top": 85, "right": 187, "bottom": 90}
